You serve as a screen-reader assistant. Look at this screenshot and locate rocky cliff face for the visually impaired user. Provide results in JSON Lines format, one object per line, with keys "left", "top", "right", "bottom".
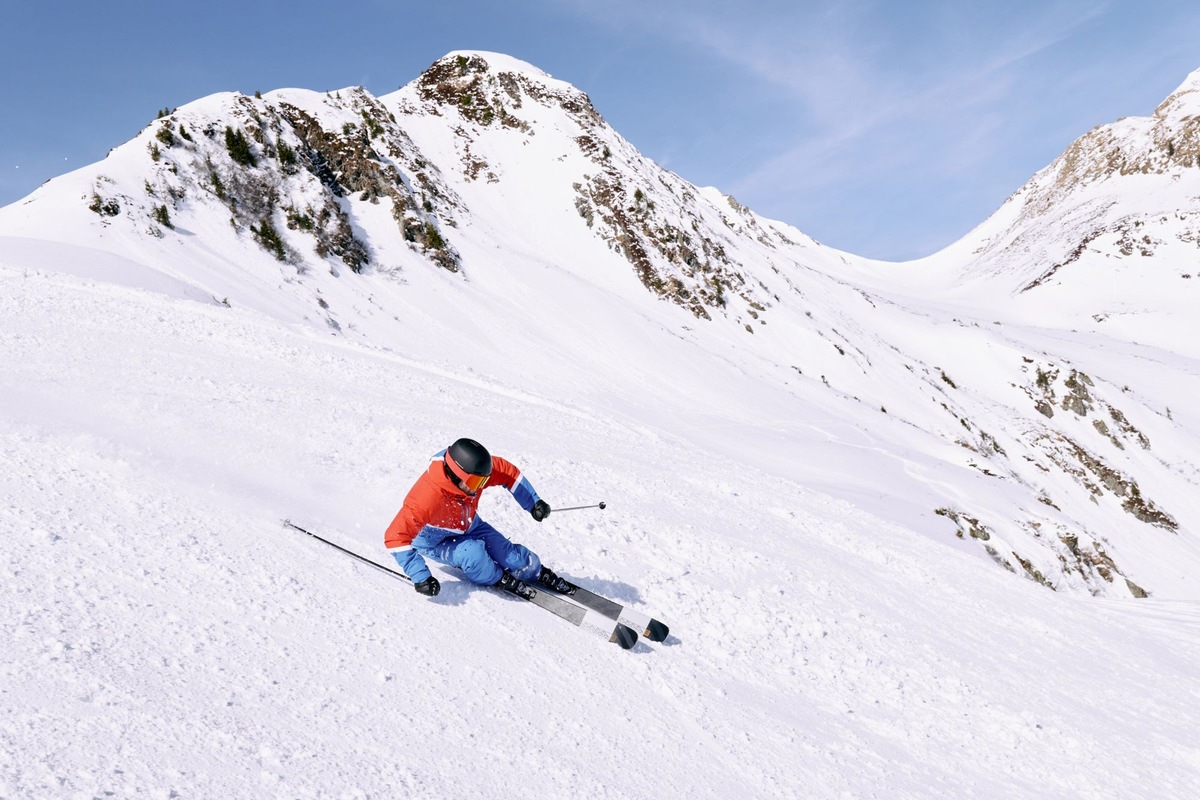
{"left": 97, "top": 86, "right": 466, "bottom": 276}
{"left": 386, "top": 52, "right": 819, "bottom": 328}
{"left": 1046, "top": 70, "right": 1200, "bottom": 199}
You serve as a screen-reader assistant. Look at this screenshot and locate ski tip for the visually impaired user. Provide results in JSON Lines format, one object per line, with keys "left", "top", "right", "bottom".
{"left": 612, "top": 623, "right": 639, "bottom": 650}
{"left": 644, "top": 619, "right": 670, "bottom": 643}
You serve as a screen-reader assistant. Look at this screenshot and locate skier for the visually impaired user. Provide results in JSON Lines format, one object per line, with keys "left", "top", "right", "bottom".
{"left": 384, "top": 438, "right": 572, "bottom": 599}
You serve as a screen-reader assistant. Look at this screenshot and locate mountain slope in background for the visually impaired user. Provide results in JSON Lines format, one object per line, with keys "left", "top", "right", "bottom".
{"left": 895, "top": 67, "right": 1200, "bottom": 347}
{"left": 2, "top": 51, "right": 1200, "bottom": 797}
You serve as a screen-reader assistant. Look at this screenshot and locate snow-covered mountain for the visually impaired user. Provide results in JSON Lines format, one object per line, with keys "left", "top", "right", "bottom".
{"left": 3, "top": 52, "right": 1200, "bottom": 798}
{"left": 900, "top": 67, "right": 1200, "bottom": 347}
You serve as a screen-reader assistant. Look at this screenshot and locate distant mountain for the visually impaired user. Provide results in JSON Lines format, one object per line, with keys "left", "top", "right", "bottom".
{"left": 3, "top": 52, "right": 1198, "bottom": 601}
{"left": 905, "top": 68, "right": 1200, "bottom": 348}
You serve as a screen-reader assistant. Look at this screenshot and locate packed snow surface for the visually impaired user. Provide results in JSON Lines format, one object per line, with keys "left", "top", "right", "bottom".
{"left": 3, "top": 241, "right": 1200, "bottom": 799}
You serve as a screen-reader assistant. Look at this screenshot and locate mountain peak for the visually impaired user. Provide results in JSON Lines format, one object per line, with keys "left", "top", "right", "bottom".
{"left": 400, "top": 51, "right": 600, "bottom": 131}
{"left": 436, "top": 50, "right": 561, "bottom": 84}
{"left": 1154, "top": 66, "right": 1200, "bottom": 118}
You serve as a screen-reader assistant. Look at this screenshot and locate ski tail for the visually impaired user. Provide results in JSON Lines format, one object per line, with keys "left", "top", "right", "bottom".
{"left": 642, "top": 618, "right": 670, "bottom": 643}
{"left": 611, "top": 623, "right": 639, "bottom": 649}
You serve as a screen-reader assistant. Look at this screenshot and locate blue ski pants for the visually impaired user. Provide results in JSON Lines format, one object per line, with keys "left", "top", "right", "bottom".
{"left": 414, "top": 518, "right": 541, "bottom": 585}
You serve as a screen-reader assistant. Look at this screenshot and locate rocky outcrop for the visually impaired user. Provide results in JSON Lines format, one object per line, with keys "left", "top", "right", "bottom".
{"left": 401, "top": 52, "right": 780, "bottom": 323}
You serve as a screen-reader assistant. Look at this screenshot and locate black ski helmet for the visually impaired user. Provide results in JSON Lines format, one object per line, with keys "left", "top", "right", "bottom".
{"left": 444, "top": 438, "right": 493, "bottom": 494}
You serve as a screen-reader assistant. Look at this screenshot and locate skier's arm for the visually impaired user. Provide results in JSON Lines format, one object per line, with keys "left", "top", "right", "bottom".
{"left": 384, "top": 503, "right": 433, "bottom": 584}
{"left": 491, "top": 456, "right": 550, "bottom": 520}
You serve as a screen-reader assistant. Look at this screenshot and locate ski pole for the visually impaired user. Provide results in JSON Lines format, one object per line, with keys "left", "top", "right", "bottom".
{"left": 282, "top": 519, "right": 412, "bottom": 583}
{"left": 553, "top": 502, "right": 607, "bottom": 513}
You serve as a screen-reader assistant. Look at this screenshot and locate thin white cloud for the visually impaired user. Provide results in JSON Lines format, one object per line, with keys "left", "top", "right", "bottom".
{"left": 549, "top": 0, "right": 1113, "bottom": 189}
{"left": 688, "top": 2, "right": 1113, "bottom": 190}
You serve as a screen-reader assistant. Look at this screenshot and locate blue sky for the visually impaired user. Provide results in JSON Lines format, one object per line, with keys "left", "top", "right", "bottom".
{"left": 3, "top": 0, "right": 1199, "bottom": 260}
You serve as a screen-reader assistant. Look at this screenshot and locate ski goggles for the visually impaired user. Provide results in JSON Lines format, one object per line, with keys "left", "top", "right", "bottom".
{"left": 460, "top": 472, "right": 490, "bottom": 494}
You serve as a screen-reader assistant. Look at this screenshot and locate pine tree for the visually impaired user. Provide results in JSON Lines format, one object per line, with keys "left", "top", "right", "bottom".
{"left": 225, "top": 127, "right": 256, "bottom": 167}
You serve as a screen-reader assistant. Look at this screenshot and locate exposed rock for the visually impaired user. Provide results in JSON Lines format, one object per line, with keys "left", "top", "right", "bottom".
{"left": 276, "top": 100, "right": 459, "bottom": 272}
{"left": 935, "top": 508, "right": 991, "bottom": 541}
{"left": 1042, "top": 433, "right": 1178, "bottom": 530}
{"left": 1013, "top": 552, "right": 1055, "bottom": 589}
{"left": 1108, "top": 407, "right": 1151, "bottom": 450}
{"left": 1093, "top": 418, "right": 1124, "bottom": 450}
{"left": 1061, "top": 369, "right": 1096, "bottom": 416}
{"left": 415, "top": 53, "right": 598, "bottom": 132}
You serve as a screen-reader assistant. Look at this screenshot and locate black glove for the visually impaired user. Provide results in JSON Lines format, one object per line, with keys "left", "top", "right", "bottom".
{"left": 531, "top": 500, "right": 551, "bottom": 522}
{"left": 414, "top": 576, "right": 440, "bottom": 596}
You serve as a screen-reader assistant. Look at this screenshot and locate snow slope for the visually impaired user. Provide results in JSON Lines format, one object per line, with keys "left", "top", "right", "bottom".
{"left": 3, "top": 51, "right": 1200, "bottom": 797}
{"left": 4, "top": 250, "right": 1200, "bottom": 799}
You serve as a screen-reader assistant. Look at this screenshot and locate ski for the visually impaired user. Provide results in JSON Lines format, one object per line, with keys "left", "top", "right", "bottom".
{"left": 548, "top": 580, "right": 670, "bottom": 642}
{"left": 507, "top": 584, "right": 640, "bottom": 650}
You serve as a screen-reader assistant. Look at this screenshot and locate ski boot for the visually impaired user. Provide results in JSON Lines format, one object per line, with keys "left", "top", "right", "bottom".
{"left": 537, "top": 566, "right": 575, "bottom": 595}
{"left": 496, "top": 571, "right": 536, "bottom": 600}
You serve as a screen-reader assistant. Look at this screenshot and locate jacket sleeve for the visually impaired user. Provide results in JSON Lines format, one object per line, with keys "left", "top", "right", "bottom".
{"left": 490, "top": 455, "right": 543, "bottom": 513}
{"left": 385, "top": 501, "right": 432, "bottom": 584}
